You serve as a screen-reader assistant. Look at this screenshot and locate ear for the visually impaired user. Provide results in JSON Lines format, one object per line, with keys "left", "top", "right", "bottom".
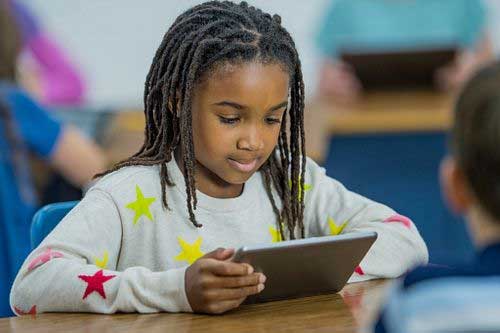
{"left": 440, "top": 155, "right": 473, "bottom": 214}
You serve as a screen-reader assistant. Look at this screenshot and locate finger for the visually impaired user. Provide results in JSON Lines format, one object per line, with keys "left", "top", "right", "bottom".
{"left": 209, "top": 273, "right": 266, "bottom": 289}
{"left": 201, "top": 248, "right": 235, "bottom": 261}
{"left": 205, "top": 298, "right": 246, "bottom": 314}
{"left": 204, "top": 260, "right": 253, "bottom": 276}
{"left": 206, "top": 284, "right": 265, "bottom": 302}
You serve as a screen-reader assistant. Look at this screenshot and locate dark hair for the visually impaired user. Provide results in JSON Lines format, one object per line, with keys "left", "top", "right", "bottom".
{"left": 451, "top": 60, "right": 500, "bottom": 221}
{"left": 99, "top": 1, "right": 306, "bottom": 239}
{"left": 0, "top": 0, "right": 24, "bottom": 176}
{"left": 0, "top": 0, "right": 21, "bottom": 81}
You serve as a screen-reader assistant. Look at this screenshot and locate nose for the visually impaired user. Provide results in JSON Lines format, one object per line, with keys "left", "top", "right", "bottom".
{"left": 237, "top": 125, "right": 264, "bottom": 151}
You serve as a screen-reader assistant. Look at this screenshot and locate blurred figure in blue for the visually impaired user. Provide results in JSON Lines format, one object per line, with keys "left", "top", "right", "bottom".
{"left": 374, "top": 60, "right": 500, "bottom": 333}
{"left": 0, "top": 0, "right": 107, "bottom": 317}
{"left": 316, "top": 0, "right": 494, "bottom": 102}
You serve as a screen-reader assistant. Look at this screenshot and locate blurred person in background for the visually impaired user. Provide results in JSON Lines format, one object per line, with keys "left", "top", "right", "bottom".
{"left": 316, "top": 0, "right": 494, "bottom": 103}
{"left": 0, "top": 0, "right": 107, "bottom": 317}
{"left": 374, "top": 60, "right": 500, "bottom": 333}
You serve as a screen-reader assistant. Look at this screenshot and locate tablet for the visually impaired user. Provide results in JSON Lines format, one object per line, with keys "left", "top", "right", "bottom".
{"left": 232, "top": 231, "right": 377, "bottom": 303}
{"left": 341, "top": 48, "right": 457, "bottom": 90}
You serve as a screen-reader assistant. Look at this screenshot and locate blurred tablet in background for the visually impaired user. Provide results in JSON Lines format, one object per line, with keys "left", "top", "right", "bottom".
{"left": 341, "top": 48, "right": 457, "bottom": 90}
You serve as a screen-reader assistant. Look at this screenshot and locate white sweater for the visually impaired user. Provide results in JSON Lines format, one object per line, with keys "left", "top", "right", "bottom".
{"left": 10, "top": 157, "right": 428, "bottom": 315}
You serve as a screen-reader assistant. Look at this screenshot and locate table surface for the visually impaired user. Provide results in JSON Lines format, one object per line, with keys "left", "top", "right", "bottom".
{"left": 1, "top": 279, "right": 391, "bottom": 333}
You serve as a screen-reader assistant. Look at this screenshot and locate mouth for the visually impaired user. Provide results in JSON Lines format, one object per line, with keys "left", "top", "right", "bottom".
{"left": 227, "top": 158, "right": 259, "bottom": 173}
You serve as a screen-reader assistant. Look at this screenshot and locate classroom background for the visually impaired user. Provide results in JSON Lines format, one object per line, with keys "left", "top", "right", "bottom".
{"left": 2, "top": 0, "right": 500, "bottom": 319}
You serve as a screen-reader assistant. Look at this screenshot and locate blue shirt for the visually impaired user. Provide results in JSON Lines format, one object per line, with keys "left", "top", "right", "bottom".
{"left": 316, "top": 0, "right": 487, "bottom": 57}
{"left": 375, "top": 242, "right": 500, "bottom": 333}
{"left": 0, "top": 82, "right": 62, "bottom": 158}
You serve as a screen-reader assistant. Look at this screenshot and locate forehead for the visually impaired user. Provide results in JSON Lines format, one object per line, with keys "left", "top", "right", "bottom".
{"left": 196, "top": 61, "right": 290, "bottom": 101}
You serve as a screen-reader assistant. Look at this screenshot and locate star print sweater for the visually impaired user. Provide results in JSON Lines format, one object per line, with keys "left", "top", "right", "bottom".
{"left": 10, "top": 157, "right": 428, "bottom": 315}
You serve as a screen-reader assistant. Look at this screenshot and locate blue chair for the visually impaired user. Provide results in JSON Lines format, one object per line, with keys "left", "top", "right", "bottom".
{"left": 30, "top": 201, "right": 79, "bottom": 249}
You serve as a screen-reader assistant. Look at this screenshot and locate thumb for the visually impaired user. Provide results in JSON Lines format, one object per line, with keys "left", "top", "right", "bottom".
{"left": 202, "top": 247, "right": 235, "bottom": 260}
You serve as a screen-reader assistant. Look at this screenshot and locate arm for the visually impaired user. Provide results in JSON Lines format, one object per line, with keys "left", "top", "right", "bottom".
{"left": 435, "top": 33, "right": 494, "bottom": 91}
{"left": 303, "top": 158, "right": 429, "bottom": 282}
{"left": 4, "top": 87, "right": 107, "bottom": 188}
{"left": 9, "top": 189, "right": 191, "bottom": 315}
{"left": 49, "top": 125, "right": 108, "bottom": 188}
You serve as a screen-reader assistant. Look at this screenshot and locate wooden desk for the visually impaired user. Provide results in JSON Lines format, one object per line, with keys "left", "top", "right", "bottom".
{"left": 0, "top": 279, "right": 391, "bottom": 333}
{"left": 305, "top": 91, "right": 454, "bottom": 161}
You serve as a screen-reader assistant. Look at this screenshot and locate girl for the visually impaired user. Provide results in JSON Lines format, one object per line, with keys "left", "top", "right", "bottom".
{"left": 10, "top": 1, "right": 427, "bottom": 315}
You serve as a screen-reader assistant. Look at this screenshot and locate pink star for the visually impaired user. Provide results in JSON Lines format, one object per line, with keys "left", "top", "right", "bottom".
{"left": 78, "top": 270, "right": 116, "bottom": 300}
{"left": 27, "top": 248, "right": 64, "bottom": 271}
{"left": 383, "top": 214, "right": 412, "bottom": 229}
{"left": 14, "top": 305, "right": 37, "bottom": 316}
{"left": 354, "top": 265, "right": 364, "bottom": 275}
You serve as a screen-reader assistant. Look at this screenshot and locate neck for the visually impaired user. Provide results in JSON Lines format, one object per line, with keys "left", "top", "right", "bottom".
{"left": 174, "top": 149, "right": 243, "bottom": 199}
{"left": 466, "top": 205, "right": 500, "bottom": 248}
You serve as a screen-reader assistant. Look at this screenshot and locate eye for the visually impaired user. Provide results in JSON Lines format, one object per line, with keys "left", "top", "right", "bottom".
{"left": 218, "top": 116, "right": 240, "bottom": 124}
{"left": 266, "top": 117, "right": 282, "bottom": 125}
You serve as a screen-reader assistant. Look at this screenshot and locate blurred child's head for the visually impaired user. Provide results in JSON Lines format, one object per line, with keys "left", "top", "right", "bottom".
{"left": 0, "top": 0, "right": 21, "bottom": 81}
{"left": 441, "top": 60, "right": 500, "bottom": 245}
{"left": 104, "top": 1, "right": 306, "bottom": 236}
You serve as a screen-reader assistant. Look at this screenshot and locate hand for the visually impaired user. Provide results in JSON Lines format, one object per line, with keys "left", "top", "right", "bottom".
{"left": 434, "top": 52, "right": 478, "bottom": 92}
{"left": 318, "top": 60, "right": 362, "bottom": 103}
{"left": 185, "top": 248, "right": 266, "bottom": 314}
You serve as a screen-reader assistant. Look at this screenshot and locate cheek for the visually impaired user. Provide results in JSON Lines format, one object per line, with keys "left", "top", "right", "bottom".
{"left": 194, "top": 118, "right": 234, "bottom": 153}
{"left": 266, "top": 125, "right": 282, "bottom": 147}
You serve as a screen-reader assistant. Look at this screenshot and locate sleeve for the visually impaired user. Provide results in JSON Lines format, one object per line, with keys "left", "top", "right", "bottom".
{"left": 315, "top": 0, "right": 350, "bottom": 57}
{"left": 4, "top": 87, "right": 62, "bottom": 158}
{"left": 302, "top": 157, "right": 429, "bottom": 283}
{"left": 459, "top": 0, "right": 487, "bottom": 49}
{"left": 27, "top": 34, "right": 86, "bottom": 105}
{"left": 9, "top": 189, "right": 192, "bottom": 315}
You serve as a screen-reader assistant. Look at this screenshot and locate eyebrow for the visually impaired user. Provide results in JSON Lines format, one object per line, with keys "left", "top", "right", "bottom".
{"left": 212, "top": 100, "right": 288, "bottom": 112}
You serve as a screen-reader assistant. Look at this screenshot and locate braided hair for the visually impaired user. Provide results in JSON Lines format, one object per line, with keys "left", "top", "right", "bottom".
{"left": 99, "top": 1, "right": 306, "bottom": 239}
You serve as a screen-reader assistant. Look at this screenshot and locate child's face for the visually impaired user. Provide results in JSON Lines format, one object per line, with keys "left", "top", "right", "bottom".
{"left": 190, "top": 61, "right": 289, "bottom": 196}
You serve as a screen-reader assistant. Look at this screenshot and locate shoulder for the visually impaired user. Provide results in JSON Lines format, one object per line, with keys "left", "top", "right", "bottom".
{"left": 402, "top": 263, "right": 476, "bottom": 289}
{"left": 91, "top": 164, "right": 161, "bottom": 196}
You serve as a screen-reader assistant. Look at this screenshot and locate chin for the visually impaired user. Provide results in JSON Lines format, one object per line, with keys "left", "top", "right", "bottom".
{"left": 221, "top": 170, "right": 255, "bottom": 185}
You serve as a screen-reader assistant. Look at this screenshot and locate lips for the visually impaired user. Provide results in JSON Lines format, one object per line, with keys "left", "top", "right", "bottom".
{"left": 227, "top": 157, "right": 259, "bottom": 172}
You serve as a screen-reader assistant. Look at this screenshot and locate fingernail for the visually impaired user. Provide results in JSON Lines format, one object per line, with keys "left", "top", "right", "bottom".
{"left": 247, "top": 265, "right": 254, "bottom": 274}
{"left": 258, "top": 284, "right": 265, "bottom": 292}
{"left": 259, "top": 274, "right": 266, "bottom": 283}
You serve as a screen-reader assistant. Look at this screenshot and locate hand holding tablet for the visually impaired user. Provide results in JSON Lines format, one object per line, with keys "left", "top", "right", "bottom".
{"left": 232, "top": 231, "right": 377, "bottom": 304}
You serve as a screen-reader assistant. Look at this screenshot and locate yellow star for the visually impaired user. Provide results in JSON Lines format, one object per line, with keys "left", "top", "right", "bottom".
{"left": 126, "top": 185, "right": 156, "bottom": 225}
{"left": 269, "top": 226, "right": 283, "bottom": 243}
{"left": 288, "top": 178, "right": 312, "bottom": 200}
{"left": 328, "top": 217, "right": 348, "bottom": 235}
{"left": 95, "top": 251, "right": 109, "bottom": 269}
{"left": 175, "top": 237, "right": 204, "bottom": 264}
